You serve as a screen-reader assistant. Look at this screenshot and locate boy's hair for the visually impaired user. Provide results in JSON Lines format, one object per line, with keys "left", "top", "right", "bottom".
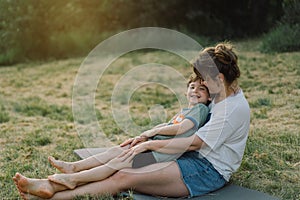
{"left": 187, "top": 73, "right": 211, "bottom": 106}
{"left": 187, "top": 73, "right": 203, "bottom": 87}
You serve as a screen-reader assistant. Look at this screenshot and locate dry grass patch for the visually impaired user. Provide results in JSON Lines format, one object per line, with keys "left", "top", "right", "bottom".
{"left": 0, "top": 42, "right": 299, "bottom": 199}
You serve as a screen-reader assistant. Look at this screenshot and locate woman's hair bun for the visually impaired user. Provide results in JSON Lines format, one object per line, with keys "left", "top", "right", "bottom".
{"left": 214, "top": 43, "right": 237, "bottom": 66}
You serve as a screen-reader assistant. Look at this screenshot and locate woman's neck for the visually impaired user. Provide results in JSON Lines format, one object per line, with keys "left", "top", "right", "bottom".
{"left": 214, "top": 91, "right": 226, "bottom": 103}
{"left": 214, "top": 82, "right": 239, "bottom": 103}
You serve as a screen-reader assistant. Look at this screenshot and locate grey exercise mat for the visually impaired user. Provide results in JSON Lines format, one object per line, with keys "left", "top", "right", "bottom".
{"left": 74, "top": 148, "right": 280, "bottom": 200}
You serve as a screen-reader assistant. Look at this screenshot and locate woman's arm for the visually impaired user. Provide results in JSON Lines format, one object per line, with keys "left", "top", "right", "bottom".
{"left": 120, "top": 119, "right": 194, "bottom": 148}
{"left": 147, "top": 134, "right": 204, "bottom": 153}
{"left": 124, "top": 135, "right": 204, "bottom": 156}
{"left": 140, "top": 119, "right": 194, "bottom": 138}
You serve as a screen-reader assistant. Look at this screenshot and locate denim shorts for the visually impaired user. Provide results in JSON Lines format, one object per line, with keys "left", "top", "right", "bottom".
{"left": 176, "top": 151, "right": 226, "bottom": 198}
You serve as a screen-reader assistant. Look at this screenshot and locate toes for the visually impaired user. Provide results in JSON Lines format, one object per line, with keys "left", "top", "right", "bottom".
{"left": 20, "top": 191, "right": 26, "bottom": 200}
{"left": 47, "top": 174, "right": 57, "bottom": 184}
{"left": 14, "top": 172, "right": 21, "bottom": 180}
{"left": 13, "top": 173, "right": 22, "bottom": 188}
{"left": 48, "top": 156, "right": 55, "bottom": 164}
{"left": 48, "top": 156, "right": 54, "bottom": 161}
{"left": 21, "top": 192, "right": 31, "bottom": 200}
{"left": 47, "top": 175, "right": 54, "bottom": 181}
{"left": 13, "top": 177, "right": 18, "bottom": 185}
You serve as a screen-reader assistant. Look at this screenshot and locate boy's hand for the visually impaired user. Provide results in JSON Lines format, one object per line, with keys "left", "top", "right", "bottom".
{"left": 119, "top": 141, "right": 151, "bottom": 160}
{"left": 120, "top": 136, "right": 148, "bottom": 148}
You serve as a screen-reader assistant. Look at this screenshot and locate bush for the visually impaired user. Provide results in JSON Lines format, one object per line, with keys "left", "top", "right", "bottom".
{"left": 260, "top": 0, "right": 300, "bottom": 53}
{"left": 0, "top": 48, "right": 22, "bottom": 66}
{"left": 260, "top": 23, "right": 300, "bottom": 53}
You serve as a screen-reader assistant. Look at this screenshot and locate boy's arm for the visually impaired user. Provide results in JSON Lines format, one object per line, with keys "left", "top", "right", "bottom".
{"left": 140, "top": 119, "right": 194, "bottom": 138}
{"left": 140, "top": 104, "right": 208, "bottom": 138}
{"left": 152, "top": 123, "right": 168, "bottom": 128}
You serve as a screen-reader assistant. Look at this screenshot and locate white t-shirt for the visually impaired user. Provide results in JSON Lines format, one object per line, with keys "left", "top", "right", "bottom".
{"left": 196, "top": 90, "right": 250, "bottom": 181}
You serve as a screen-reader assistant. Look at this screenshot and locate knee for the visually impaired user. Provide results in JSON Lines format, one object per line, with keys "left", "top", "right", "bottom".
{"left": 106, "top": 146, "right": 122, "bottom": 155}
{"left": 110, "top": 170, "right": 133, "bottom": 190}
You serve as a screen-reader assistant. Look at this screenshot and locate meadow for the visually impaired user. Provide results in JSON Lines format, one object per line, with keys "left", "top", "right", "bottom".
{"left": 0, "top": 39, "right": 299, "bottom": 199}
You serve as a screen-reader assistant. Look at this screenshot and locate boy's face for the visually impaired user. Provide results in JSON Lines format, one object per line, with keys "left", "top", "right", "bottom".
{"left": 187, "top": 80, "right": 210, "bottom": 107}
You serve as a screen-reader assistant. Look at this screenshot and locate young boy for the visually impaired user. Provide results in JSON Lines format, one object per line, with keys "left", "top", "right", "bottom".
{"left": 47, "top": 74, "right": 211, "bottom": 190}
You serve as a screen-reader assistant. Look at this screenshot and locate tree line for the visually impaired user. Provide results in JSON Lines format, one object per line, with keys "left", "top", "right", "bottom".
{"left": 0, "top": 0, "right": 297, "bottom": 65}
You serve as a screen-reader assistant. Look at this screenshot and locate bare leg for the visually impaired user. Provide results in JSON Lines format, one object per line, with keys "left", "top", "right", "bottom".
{"left": 13, "top": 173, "right": 68, "bottom": 199}
{"left": 48, "top": 156, "right": 76, "bottom": 174}
{"left": 48, "top": 154, "right": 134, "bottom": 189}
{"left": 43, "top": 162, "right": 189, "bottom": 200}
{"left": 20, "top": 192, "right": 43, "bottom": 200}
{"left": 49, "top": 145, "right": 129, "bottom": 173}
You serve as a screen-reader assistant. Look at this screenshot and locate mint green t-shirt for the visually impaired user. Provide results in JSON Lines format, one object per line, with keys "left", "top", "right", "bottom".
{"left": 152, "top": 103, "right": 209, "bottom": 162}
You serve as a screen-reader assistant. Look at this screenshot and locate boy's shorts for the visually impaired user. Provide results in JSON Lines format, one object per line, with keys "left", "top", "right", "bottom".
{"left": 176, "top": 151, "right": 226, "bottom": 198}
{"left": 132, "top": 151, "right": 157, "bottom": 168}
{"left": 132, "top": 150, "right": 180, "bottom": 168}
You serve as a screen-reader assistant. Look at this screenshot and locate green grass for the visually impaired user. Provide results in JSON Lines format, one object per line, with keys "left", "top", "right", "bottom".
{"left": 13, "top": 96, "right": 73, "bottom": 121}
{"left": 0, "top": 40, "right": 299, "bottom": 199}
{"left": 0, "top": 106, "right": 10, "bottom": 123}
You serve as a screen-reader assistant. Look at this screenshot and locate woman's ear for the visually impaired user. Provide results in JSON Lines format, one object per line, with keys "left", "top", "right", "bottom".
{"left": 218, "top": 73, "right": 225, "bottom": 82}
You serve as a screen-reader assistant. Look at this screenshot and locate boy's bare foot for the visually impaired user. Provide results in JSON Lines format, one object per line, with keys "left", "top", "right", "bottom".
{"left": 48, "top": 156, "right": 75, "bottom": 174}
{"left": 13, "top": 173, "right": 54, "bottom": 199}
{"left": 48, "top": 174, "right": 76, "bottom": 190}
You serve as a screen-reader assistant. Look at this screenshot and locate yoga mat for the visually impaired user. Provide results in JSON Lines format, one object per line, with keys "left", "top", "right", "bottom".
{"left": 74, "top": 148, "right": 280, "bottom": 200}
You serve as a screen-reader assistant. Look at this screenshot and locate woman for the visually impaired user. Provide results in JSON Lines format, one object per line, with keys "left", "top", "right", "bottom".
{"left": 14, "top": 43, "right": 250, "bottom": 200}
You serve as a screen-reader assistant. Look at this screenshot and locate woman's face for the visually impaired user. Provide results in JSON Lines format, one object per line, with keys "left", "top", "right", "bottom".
{"left": 203, "top": 74, "right": 223, "bottom": 95}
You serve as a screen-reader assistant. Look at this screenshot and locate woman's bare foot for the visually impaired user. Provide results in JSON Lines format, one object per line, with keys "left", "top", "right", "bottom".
{"left": 20, "top": 191, "right": 44, "bottom": 200}
{"left": 48, "top": 174, "right": 76, "bottom": 190}
{"left": 13, "top": 173, "right": 54, "bottom": 199}
{"left": 48, "top": 156, "right": 76, "bottom": 174}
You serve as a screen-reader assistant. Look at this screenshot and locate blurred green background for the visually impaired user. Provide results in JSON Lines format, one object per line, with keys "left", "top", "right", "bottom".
{"left": 0, "top": 0, "right": 299, "bottom": 65}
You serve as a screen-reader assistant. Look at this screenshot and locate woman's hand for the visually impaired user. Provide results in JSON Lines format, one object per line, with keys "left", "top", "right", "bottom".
{"left": 119, "top": 136, "right": 148, "bottom": 148}
{"left": 130, "top": 141, "right": 151, "bottom": 154}
{"left": 107, "top": 151, "right": 135, "bottom": 170}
